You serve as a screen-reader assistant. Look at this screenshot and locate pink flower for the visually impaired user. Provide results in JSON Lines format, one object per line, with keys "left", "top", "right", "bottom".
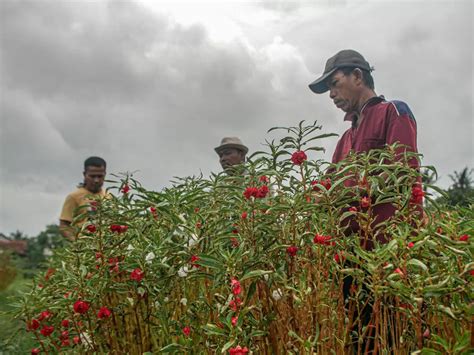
{"left": 86, "top": 224, "right": 96, "bottom": 233}
{"left": 349, "top": 206, "right": 358, "bottom": 213}
{"left": 459, "top": 234, "right": 469, "bottom": 242}
{"left": 130, "top": 268, "right": 144, "bottom": 282}
{"left": 121, "top": 184, "right": 130, "bottom": 194}
{"left": 231, "top": 278, "right": 242, "bottom": 296}
{"left": 286, "top": 246, "right": 298, "bottom": 257}
{"left": 73, "top": 300, "right": 90, "bottom": 314}
{"left": 31, "top": 348, "right": 40, "bottom": 355}
{"left": 40, "top": 325, "right": 54, "bottom": 337}
{"left": 97, "top": 306, "right": 112, "bottom": 319}
{"left": 360, "top": 196, "right": 371, "bottom": 208}
{"left": 407, "top": 242, "right": 415, "bottom": 249}
{"left": 291, "top": 150, "right": 307, "bottom": 165}
{"left": 182, "top": 326, "right": 191, "bottom": 336}
{"left": 410, "top": 185, "right": 424, "bottom": 204}
{"left": 73, "top": 336, "right": 80, "bottom": 344}
{"left": 231, "top": 316, "right": 238, "bottom": 327}
{"left": 259, "top": 175, "right": 269, "bottom": 184}
{"left": 394, "top": 268, "right": 404, "bottom": 276}
{"left": 229, "top": 345, "right": 249, "bottom": 354}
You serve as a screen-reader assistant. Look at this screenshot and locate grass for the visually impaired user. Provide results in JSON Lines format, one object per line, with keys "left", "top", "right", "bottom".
{"left": 0, "top": 275, "right": 37, "bottom": 354}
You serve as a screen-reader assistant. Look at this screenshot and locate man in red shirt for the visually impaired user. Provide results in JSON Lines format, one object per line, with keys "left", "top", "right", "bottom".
{"left": 309, "top": 49, "right": 421, "bottom": 247}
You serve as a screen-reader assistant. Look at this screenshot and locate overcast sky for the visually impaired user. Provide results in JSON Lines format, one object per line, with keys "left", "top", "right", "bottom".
{"left": 1, "top": 0, "right": 472, "bottom": 236}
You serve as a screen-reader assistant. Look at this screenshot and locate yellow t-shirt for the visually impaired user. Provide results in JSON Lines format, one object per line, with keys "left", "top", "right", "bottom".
{"left": 60, "top": 187, "right": 107, "bottom": 226}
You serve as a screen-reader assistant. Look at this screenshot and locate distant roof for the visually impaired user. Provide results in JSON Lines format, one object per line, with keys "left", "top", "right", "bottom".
{"left": 0, "top": 239, "right": 28, "bottom": 255}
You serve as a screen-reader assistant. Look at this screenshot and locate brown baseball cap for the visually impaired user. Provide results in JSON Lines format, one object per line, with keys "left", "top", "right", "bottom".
{"left": 309, "top": 49, "right": 371, "bottom": 94}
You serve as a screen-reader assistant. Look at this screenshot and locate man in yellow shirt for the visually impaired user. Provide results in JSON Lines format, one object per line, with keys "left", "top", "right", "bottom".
{"left": 59, "top": 156, "right": 107, "bottom": 239}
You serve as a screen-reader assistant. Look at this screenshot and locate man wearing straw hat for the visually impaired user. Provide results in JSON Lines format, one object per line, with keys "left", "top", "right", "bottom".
{"left": 214, "top": 137, "right": 249, "bottom": 174}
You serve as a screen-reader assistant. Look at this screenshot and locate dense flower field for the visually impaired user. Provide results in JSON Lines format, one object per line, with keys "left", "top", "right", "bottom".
{"left": 13, "top": 122, "right": 473, "bottom": 354}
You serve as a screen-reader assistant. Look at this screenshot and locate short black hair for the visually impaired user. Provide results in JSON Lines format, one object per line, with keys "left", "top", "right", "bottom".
{"left": 84, "top": 156, "right": 106, "bottom": 170}
{"left": 339, "top": 67, "right": 375, "bottom": 90}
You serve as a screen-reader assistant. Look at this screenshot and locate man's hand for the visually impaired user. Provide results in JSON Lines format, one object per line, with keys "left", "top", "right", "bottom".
{"left": 59, "top": 220, "right": 75, "bottom": 242}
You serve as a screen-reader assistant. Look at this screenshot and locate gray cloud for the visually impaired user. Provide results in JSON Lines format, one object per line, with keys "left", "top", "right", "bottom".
{"left": 0, "top": 0, "right": 472, "bottom": 236}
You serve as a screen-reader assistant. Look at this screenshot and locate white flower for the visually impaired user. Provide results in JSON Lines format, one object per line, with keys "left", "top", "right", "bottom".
{"left": 187, "top": 234, "right": 198, "bottom": 248}
{"left": 80, "top": 332, "right": 92, "bottom": 349}
{"left": 145, "top": 252, "right": 155, "bottom": 263}
{"left": 272, "top": 288, "right": 283, "bottom": 301}
{"left": 127, "top": 244, "right": 134, "bottom": 251}
{"left": 178, "top": 266, "right": 189, "bottom": 278}
{"left": 263, "top": 274, "right": 269, "bottom": 281}
{"left": 163, "top": 297, "right": 169, "bottom": 303}
{"left": 180, "top": 297, "right": 187, "bottom": 306}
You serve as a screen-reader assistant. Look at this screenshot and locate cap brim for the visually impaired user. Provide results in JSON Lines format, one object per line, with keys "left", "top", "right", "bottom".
{"left": 308, "top": 68, "right": 337, "bottom": 94}
{"left": 215, "top": 144, "right": 249, "bottom": 155}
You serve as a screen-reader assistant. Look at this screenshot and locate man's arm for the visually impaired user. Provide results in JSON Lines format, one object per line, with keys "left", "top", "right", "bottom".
{"left": 59, "top": 194, "right": 75, "bottom": 240}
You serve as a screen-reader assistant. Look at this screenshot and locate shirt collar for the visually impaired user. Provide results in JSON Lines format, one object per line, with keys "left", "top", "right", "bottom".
{"left": 344, "top": 95, "right": 385, "bottom": 122}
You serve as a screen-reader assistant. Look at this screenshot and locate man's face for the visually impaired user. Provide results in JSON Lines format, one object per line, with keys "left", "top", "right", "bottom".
{"left": 327, "top": 70, "right": 361, "bottom": 113}
{"left": 83, "top": 166, "right": 106, "bottom": 193}
{"left": 219, "top": 148, "right": 245, "bottom": 171}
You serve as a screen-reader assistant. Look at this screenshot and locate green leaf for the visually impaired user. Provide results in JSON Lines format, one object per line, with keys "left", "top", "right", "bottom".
{"left": 240, "top": 270, "right": 273, "bottom": 282}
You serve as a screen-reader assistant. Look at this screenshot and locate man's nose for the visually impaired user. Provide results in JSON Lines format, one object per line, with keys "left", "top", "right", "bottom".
{"left": 329, "top": 88, "right": 336, "bottom": 99}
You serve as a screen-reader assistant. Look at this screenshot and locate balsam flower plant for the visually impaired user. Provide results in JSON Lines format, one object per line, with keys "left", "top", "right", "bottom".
{"left": 12, "top": 122, "right": 473, "bottom": 354}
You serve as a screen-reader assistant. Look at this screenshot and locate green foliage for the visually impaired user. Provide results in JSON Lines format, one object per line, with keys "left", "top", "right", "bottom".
{"left": 7, "top": 122, "right": 474, "bottom": 354}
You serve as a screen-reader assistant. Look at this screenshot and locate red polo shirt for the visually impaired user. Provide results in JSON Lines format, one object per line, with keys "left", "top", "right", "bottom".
{"left": 332, "top": 96, "right": 421, "bottom": 248}
{"left": 332, "top": 96, "right": 418, "bottom": 164}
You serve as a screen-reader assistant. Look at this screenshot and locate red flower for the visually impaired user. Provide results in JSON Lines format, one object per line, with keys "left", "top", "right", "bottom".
{"left": 231, "top": 316, "right": 238, "bottom": 327}
{"left": 130, "top": 268, "right": 144, "bottom": 282}
{"left": 40, "top": 325, "right": 54, "bottom": 337}
{"left": 311, "top": 178, "right": 331, "bottom": 191}
{"left": 194, "top": 207, "right": 200, "bottom": 213}
{"left": 110, "top": 224, "right": 128, "bottom": 234}
{"left": 61, "top": 339, "right": 70, "bottom": 347}
{"left": 259, "top": 175, "right": 269, "bottom": 184}
{"left": 97, "top": 306, "right": 112, "bottom": 319}
{"left": 73, "top": 336, "right": 80, "bottom": 344}
{"left": 394, "top": 268, "right": 404, "bottom": 276}
{"left": 241, "top": 211, "right": 248, "bottom": 220}
{"left": 73, "top": 300, "right": 90, "bottom": 314}
{"left": 231, "top": 238, "right": 239, "bottom": 248}
{"left": 38, "top": 310, "right": 52, "bottom": 322}
{"left": 256, "top": 185, "right": 269, "bottom": 198}
{"left": 61, "top": 319, "right": 70, "bottom": 328}
{"left": 190, "top": 255, "right": 200, "bottom": 268}
{"left": 243, "top": 187, "right": 259, "bottom": 200}
{"left": 459, "top": 234, "right": 469, "bottom": 242}
{"left": 423, "top": 328, "right": 430, "bottom": 338}
{"left": 27, "top": 319, "right": 40, "bottom": 331}
{"left": 60, "top": 330, "right": 69, "bottom": 340}
{"left": 232, "top": 228, "right": 239, "bottom": 234}
{"left": 360, "top": 196, "right": 371, "bottom": 208}
{"left": 229, "top": 345, "right": 249, "bottom": 354}
{"left": 286, "top": 246, "right": 298, "bottom": 257}
{"left": 64, "top": 292, "right": 71, "bottom": 299}
{"left": 470, "top": 270, "right": 474, "bottom": 276}
{"left": 196, "top": 222, "right": 202, "bottom": 229}
{"left": 291, "top": 150, "right": 307, "bottom": 165}
{"left": 229, "top": 297, "right": 242, "bottom": 312}
{"left": 349, "top": 206, "right": 358, "bottom": 212}
{"left": 31, "top": 348, "right": 40, "bottom": 355}
{"left": 231, "top": 278, "right": 242, "bottom": 296}
{"left": 121, "top": 184, "right": 130, "bottom": 194}
{"left": 407, "top": 242, "right": 415, "bottom": 249}
{"left": 410, "top": 185, "right": 424, "bottom": 204}
{"left": 86, "top": 224, "right": 96, "bottom": 233}
{"left": 182, "top": 326, "right": 191, "bottom": 336}
{"left": 334, "top": 252, "right": 345, "bottom": 263}
{"left": 313, "top": 234, "right": 332, "bottom": 246}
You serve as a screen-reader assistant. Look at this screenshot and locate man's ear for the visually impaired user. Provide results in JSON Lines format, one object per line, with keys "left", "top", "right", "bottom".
{"left": 353, "top": 68, "right": 363, "bottom": 85}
